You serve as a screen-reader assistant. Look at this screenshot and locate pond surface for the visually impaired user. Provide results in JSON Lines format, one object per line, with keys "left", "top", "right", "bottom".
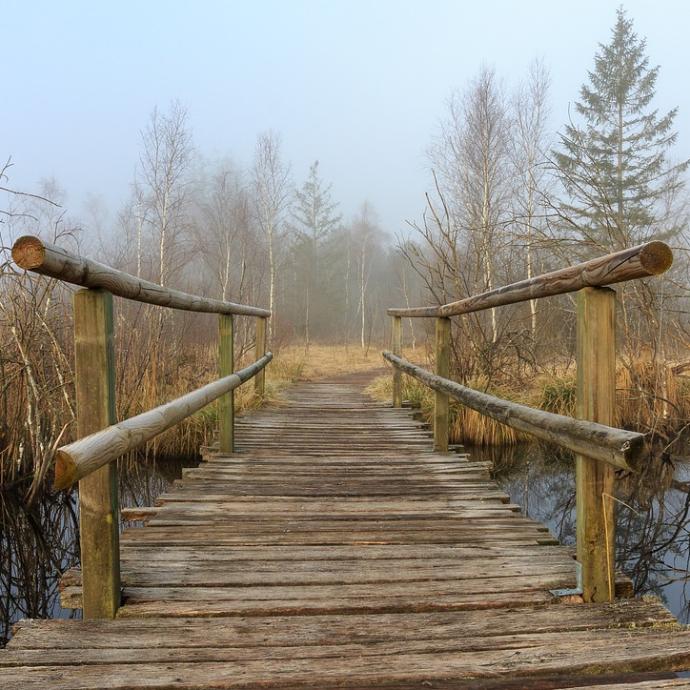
{"left": 470, "top": 442, "right": 690, "bottom": 623}
{"left": 0, "top": 454, "right": 199, "bottom": 646}
{"left": 2, "top": 443, "right": 690, "bottom": 647}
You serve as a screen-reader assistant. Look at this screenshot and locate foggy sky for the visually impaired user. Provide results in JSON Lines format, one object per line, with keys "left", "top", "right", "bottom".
{"left": 4, "top": 0, "right": 690, "bottom": 238}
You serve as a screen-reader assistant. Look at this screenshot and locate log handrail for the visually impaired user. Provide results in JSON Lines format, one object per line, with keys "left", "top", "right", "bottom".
{"left": 382, "top": 351, "right": 644, "bottom": 471}
{"left": 10, "top": 235, "right": 272, "bottom": 618}
{"left": 12, "top": 235, "right": 271, "bottom": 318}
{"left": 384, "top": 241, "right": 674, "bottom": 603}
{"left": 54, "top": 353, "right": 273, "bottom": 490}
{"left": 387, "top": 241, "right": 672, "bottom": 318}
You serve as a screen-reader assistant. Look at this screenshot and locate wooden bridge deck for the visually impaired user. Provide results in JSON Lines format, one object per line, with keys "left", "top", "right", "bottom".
{"left": 3, "top": 373, "right": 690, "bottom": 688}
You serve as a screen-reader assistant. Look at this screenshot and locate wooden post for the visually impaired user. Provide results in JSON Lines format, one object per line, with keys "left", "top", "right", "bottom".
{"left": 219, "top": 314, "right": 234, "bottom": 453}
{"left": 434, "top": 317, "right": 451, "bottom": 453}
{"left": 576, "top": 287, "right": 616, "bottom": 603}
{"left": 255, "top": 316, "right": 267, "bottom": 400}
{"left": 392, "top": 315, "right": 402, "bottom": 408}
{"left": 73, "top": 289, "right": 120, "bottom": 619}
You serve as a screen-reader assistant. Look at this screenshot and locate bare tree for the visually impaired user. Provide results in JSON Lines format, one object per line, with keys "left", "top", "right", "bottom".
{"left": 431, "top": 66, "right": 512, "bottom": 345}
{"left": 511, "top": 59, "right": 551, "bottom": 342}
{"left": 194, "top": 161, "right": 252, "bottom": 302}
{"left": 138, "top": 102, "right": 192, "bottom": 288}
{"left": 351, "top": 202, "right": 381, "bottom": 349}
{"left": 252, "top": 131, "right": 291, "bottom": 342}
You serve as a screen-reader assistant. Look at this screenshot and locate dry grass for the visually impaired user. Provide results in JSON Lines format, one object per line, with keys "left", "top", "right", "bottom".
{"left": 272, "top": 344, "right": 387, "bottom": 381}
{"left": 367, "top": 356, "right": 690, "bottom": 448}
{"left": 124, "top": 342, "right": 389, "bottom": 465}
{"left": 367, "top": 373, "right": 526, "bottom": 446}
{"left": 5, "top": 332, "right": 688, "bottom": 491}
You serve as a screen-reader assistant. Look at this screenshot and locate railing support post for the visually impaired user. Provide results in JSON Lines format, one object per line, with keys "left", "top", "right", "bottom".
{"left": 255, "top": 316, "right": 267, "bottom": 400}
{"left": 392, "top": 315, "right": 402, "bottom": 408}
{"left": 434, "top": 316, "right": 451, "bottom": 453}
{"left": 219, "top": 314, "right": 234, "bottom": 453}
{"left": 576, "top": 287, "right": 616, "bottom": 602}
{"left": 73, "top": 288, "right": 120, "bottom": 619}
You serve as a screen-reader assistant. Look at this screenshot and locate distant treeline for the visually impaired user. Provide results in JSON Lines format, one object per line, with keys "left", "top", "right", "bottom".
{"left": 1, "top": 8, "right": 689, "bottom": 496}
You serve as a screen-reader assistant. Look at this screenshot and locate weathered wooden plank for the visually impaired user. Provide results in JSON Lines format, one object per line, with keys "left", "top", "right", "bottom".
{"left": 7, "top": 371, "right": 687, "bottom": 688}
{"left": 3, "top": 628, "right": 690, "bottom": 688}
{"left": 152, "top": 498, "right": 516, "bottom": 514}
{"left": 4, "top": 628, "right": 690, "bottom": 668}
{"left": 117, "top": 529, "right": 559, "bottom": 547}
{"left": 8, "top": 599, "right": 674, "bottom": 650}
{"left": 60, "top": 571, "right": 575, "bottom": 611}
{"left": 157, "top": 488, "right": 514, "bottom": 502}
{"left": 117, "top": 543, "right": 574, "bottom": 562}
{"left": 113, "top": 590, "right": 559, "bottom": 617}
{"left": 121, "top": 507, "right": 158, "bottom": 521}
{"left": 61, "top": 560, "right": 577, "bottom": 588}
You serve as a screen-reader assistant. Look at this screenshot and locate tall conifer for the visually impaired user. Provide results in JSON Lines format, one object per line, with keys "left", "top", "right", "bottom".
{"left": 555, "top": 8, "right": 687, "bottom": 250}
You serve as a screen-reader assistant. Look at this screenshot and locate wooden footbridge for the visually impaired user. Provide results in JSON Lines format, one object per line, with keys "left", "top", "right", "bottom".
{"left": 3, "top": 236, "right": 690, "bottom": 689}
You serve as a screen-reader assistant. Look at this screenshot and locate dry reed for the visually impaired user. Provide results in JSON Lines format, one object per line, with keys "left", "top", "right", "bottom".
{"left": 369, "top": 356, "right": 690, "bottom": 449}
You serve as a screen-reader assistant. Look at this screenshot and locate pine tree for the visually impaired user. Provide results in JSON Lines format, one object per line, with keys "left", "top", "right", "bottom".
{"left": 289, "top": 161, "right": 341, "bottom": 347}
{"left": 554, "top": 8, "right": 687, "bottom": 251}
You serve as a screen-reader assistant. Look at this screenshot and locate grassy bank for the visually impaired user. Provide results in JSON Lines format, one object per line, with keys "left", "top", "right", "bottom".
{"left": 4, "top": 337, "right": 687, "bottom": 494}
{"left": 368, "top": 358, "right": 690, "bottom": 449}
{"left": 94, "top": 343, "right": 389, "bottom": 476}
{"left": 0, "top": 341, "right": 387, "bottom": 495}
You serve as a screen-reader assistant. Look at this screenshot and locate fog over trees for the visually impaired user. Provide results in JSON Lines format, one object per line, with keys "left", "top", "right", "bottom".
{"left": 1, "top": 7, "right": 689, "bottom": 492}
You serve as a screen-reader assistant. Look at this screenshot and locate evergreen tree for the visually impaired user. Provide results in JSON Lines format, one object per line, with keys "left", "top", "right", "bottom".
{"left": 554, "top": 8, "right": 687, "bottom": 251}
{"left": 289, "top": 161, "right": 341, "bottom": 346}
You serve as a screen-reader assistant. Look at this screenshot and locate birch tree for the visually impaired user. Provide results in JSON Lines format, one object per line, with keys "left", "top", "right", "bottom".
{"left": 195, "top": 162, "right": 252, "bottom": 302}
{"left": 139, "top": 102, "right": 192, "bottom": 288}
{"left": 252, "top": 131, "right": 291, "bottom": 342}
{"left": 432, "top": 66, "right": 512, "bottom": 344}
{"left": 351, "top": 202, "right": 381, "bottom": 349}
{"left": 511, "top": 59, "right": 551, "bottom": 342}
{"left": 136, "top": 102, "right": 192, "bottom": 398}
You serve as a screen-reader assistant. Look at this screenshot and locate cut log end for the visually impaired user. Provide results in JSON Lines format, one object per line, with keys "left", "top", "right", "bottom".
{"left": 640, "top": 241, "right": 673, "bottom": 275}
{"left": 623, "top": 433, "right": 649, "bottom": 471}
{"left": 11, "top": 235, "right": 46, "bottom": 270}
{"left": 54, "top": 451, "right": 78, "bottom": 491}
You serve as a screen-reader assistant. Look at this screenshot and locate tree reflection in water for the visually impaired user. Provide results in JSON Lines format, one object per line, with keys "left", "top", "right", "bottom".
{"left": 0, "top": 454, "right": 199, "bottom": 647}
{"left": 0, "top": 489, "right": 80, "bottom": 646}
{"left": 481, "top": 442, "right": 690, "bottom": 623}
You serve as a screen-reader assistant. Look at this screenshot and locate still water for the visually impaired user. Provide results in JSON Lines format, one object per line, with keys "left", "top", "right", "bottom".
{"left": 473, "top": 442, "right": 690, "bottom": 623}
{"left": 2, "top": 444, "right": 690, "bottom": 647}
{"left": 0, "top": 455, "right": 200, "bottom": 646}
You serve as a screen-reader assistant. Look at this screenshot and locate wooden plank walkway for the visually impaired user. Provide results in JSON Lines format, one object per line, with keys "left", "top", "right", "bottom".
{"left": 2, "top": 372, "right": 690, "bottom": 688}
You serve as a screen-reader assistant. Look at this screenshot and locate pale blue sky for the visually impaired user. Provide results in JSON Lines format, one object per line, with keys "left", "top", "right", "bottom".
{"left": 4, "top": 0, "right": 690, "bottom": 235}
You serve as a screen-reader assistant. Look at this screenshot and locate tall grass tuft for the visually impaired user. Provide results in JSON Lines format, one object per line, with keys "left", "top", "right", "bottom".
{"left": 369, "top": 358, "right": 689, "bottom": 450}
